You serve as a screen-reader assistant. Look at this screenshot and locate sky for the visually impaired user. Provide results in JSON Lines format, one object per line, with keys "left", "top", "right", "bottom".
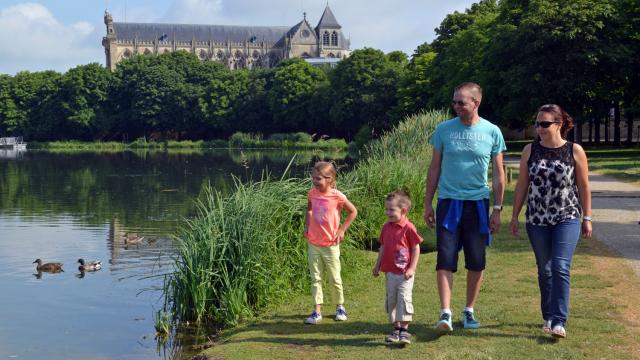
{"left": 0, "top": 0, "right": 477, "bottom": 75}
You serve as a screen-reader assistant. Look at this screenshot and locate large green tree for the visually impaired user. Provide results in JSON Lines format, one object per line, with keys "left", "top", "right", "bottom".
{"left": 329, "top": 48, "right": 405, "bottom": 138}
{"left": 267, "top": 58, "right": 328, "bottom": 133}
{"left": 484, "top": 0, "right": 624, "bottom": 132}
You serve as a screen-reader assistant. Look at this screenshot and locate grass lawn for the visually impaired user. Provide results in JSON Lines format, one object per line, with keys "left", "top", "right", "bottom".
{"left": 197, "top": 198, "right": 640, "bottom": 359}
{"left": 584, "top": 147, "right": 640, "bottom": 185}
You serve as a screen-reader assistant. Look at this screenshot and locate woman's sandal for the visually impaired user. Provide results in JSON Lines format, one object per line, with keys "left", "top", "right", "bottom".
{"left": 551, "top": 325, "right": 566, "bottom": 338}
{"left": 543, "top": 320, "right": 552, "bottom": 334}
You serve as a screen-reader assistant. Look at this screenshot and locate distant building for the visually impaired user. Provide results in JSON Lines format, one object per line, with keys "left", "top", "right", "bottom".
{"left": 102, "top": 5, "right": 351, "bottom": 70}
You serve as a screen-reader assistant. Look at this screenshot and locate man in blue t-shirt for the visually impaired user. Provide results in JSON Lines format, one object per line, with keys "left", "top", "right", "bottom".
{"left": 423, "top": 82, "right": 506, "bottom": 332}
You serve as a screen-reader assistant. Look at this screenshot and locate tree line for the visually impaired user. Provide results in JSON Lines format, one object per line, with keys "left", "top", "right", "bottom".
{"left": 0, "top": 0, "right": 638, "bottom": 144}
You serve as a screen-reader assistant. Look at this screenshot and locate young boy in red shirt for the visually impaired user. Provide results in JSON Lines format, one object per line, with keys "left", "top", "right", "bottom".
{"left": 372, "top": 190, "right": 423, "bottom": 344}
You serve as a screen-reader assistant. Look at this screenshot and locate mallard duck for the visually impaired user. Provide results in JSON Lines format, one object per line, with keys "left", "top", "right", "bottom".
{"left": 123, "top": 233, "right": 145, "bottom": 244}
{"left": 77, "top": 258, "right": 102, "bottom": 272}
{"left": 33, "top": 259, "right": 63, "bottom": 272}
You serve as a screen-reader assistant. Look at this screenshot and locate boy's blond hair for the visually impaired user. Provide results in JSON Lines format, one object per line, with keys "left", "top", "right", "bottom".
{"left": 385, "top": 190, "right": 411, "bottom": 210}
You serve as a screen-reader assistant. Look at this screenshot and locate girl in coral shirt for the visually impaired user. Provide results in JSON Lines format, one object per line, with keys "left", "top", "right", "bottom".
{"left": 304, "top": 161, "right": 357, "bottom": 324}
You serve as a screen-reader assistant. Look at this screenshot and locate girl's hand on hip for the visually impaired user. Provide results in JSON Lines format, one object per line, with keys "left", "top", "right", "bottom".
{"left": 582, "top": 220, "right": 593, "bottom": 238}
{"left": 333, "top": 229, "right": 345, "bottom": 244}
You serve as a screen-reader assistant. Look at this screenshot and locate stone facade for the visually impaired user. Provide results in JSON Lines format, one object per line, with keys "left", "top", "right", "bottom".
{"left": 102, "top": 5, "right": 351, "bottom": 70}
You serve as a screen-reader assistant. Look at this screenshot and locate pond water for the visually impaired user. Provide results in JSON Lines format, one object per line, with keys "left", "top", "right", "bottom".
{"left": 0, "top": 149, "right": 349, "bottom": 359}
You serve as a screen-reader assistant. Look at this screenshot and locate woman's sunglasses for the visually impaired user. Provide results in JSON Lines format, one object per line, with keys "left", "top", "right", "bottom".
{"left": 535, "top": 121, "right": 559, "bottom": 128}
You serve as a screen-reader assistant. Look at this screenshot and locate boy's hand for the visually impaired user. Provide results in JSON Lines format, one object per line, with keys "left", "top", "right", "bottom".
{"left": 372, "top": 266, "right": 380, "bottom": 277}
{"left": 404, "top": 268, "right": 415, "bottom": 280}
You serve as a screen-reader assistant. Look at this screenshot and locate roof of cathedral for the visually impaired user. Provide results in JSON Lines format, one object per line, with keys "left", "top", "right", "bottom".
{"left": 112, "top": 22, "right": 290, "bottom": 44}
{"left": 316, "top": 5, "right": 341, "bottom": 29}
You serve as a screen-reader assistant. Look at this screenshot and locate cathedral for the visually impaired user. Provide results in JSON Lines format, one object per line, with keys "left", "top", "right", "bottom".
{"left": 102, "top": 5, "right": 351, "bottom": 70}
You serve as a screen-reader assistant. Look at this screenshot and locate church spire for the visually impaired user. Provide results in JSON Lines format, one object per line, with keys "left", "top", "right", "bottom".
{"left": 316, "top": 4, "right": 341, "bottom": 29}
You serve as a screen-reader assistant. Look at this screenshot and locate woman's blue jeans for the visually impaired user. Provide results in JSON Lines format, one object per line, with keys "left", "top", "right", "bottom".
{"left": 526, "top": 218, "right": 581, "bottom": 327}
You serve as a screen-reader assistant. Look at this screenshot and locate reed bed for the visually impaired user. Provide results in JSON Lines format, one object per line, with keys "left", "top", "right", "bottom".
{"left": 163, "top": 109, "right": 448, "bottom": 328}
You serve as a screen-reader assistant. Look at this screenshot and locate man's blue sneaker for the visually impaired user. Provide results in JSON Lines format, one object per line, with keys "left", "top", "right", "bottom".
{"left": 462, "top": 310, "right": 480, "bottom": 329}
{"left": 436, "top": 312, "right": 453, "bottom": 331}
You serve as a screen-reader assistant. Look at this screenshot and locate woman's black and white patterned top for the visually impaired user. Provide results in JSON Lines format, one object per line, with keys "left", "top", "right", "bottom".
{"left": 526, "top": 141, "right": 581, "bottom": 226}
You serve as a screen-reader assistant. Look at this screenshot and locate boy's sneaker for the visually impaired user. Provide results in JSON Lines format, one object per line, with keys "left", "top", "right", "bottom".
{"left": 335, "top": 305, "right": 347, "bottom": 321}
{"left": 462, "top": 310, "right": 480, "bottom": 329}
{"left": 385, "top": 328, "right": 400, "bottom": 343}
{"left": 304, "top": 311, "right": 322, "bottom": 325}
{"left": 399, "top": 330, "right": 412, "bottom": 344}
{"left": 436, "top": 312, "right": 453, "bottom": 331}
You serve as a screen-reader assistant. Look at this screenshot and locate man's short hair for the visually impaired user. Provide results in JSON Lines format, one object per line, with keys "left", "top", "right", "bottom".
{"left": 454, "top": 82, "right": 482, "bottom": 102}
{"left": 386, "top": 190, "right": 412, "bottom": 210}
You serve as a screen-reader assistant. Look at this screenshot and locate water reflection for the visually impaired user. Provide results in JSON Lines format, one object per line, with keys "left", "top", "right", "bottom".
{"left": 0, "top": 149, "right": 349, "bottom": 359}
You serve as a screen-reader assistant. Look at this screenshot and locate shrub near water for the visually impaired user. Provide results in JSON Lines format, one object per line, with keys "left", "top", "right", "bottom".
{"left": 163, "top": 110, "right": 447, "bottom": 328}
{"left": 167, "top": 174, "right": 312, "bottom": 326}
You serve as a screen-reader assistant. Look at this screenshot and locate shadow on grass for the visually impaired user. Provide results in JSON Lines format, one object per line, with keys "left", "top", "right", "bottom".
{"left": 218, "top": 320, "right": 551, "bottom": 349}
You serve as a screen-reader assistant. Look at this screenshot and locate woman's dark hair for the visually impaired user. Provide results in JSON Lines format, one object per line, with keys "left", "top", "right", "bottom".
{"left": 537, "top": 104, "right": 574, "bottom": 139}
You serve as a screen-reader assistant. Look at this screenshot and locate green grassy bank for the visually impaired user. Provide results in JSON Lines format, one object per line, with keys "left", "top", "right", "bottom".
{"left": 27, "top": 132, "right": 349, "bottom": 151}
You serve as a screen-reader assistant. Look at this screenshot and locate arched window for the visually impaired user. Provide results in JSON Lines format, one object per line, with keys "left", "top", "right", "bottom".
{"left": 216, "top": 50, "right": 225, "bottom": 60}
{"left": 328, "top": 53, "right": 335, "bottom": 58}
{"left": 199, "top": 49, "right": 208, "bottom": 60}
{"left": 143, "top": 48, "right": 152, "bottom": 55}
{"left": 163, "top": 49, "right": 171, "bottom": 53}
{"left": 301, "top": 52, "right": 311, "bottom": 58}
{"left": 123, "top": 49, "right": 132, "bottom": 58}
{"left": 252, "top": 50, "right": 260, "bottom": 59}
{"left": 323, "top": 31, "right": 330, "bottom": 46}
{"left": 235, "top": 50, "right": 244, "bottom": 59}
{"left": 331, "top": 32, "right": 338, "bottom": 46}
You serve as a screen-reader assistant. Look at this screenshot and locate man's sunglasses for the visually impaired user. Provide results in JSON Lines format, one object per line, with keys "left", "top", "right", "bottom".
{"left": 451, "top": 100, "right": 467, "bottom": 106}
{"left": 535, "top": 121, "right": 559, "bottom": 128}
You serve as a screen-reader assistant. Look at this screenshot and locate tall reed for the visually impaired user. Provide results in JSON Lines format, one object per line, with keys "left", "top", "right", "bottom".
{"left": 340, "top": 110, "right": 446, "bottom": 247}
{"left": 162, "top": 109, "right": 447, "bottom": 328}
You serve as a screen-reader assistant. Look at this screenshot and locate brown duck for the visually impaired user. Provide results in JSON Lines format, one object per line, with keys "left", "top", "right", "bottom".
{"left": 123, "top": 233, "right": 145, "bottom": 245}
{"left": 33, "top": 259, "right": 63, "bottom": 272}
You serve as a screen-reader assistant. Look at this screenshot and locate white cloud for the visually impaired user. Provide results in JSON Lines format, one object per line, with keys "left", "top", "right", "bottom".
{"left": 0, "top": 3, "right": 101, "bottom": 74}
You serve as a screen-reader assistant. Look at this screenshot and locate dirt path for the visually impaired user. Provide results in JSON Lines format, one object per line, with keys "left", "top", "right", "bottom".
{"left": 504, "top": 156, "right": 640, "bottom": 277}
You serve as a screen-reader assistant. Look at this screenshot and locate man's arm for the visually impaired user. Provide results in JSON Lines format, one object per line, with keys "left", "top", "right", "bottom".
{"left": 423, "top": 149, "right": 442, "bottom": 228}
{"left": 490, "top": 152, "right": 505, "bottom": 234}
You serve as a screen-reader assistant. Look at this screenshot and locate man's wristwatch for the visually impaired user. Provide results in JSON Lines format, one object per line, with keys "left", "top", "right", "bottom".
{"left": 493, "top": 204, "right": 503, "bottom": 211}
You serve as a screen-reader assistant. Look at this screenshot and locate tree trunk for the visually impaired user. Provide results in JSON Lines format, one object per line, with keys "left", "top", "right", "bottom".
{"left": 575, "top": 116, "right": 582, "bottom": 144}
{"left": 604, "top": 116, "right": 610, "bottom": 144}
{"left": 614, "top": 101, "right": 621, "bottom": 145}
{"left": 594, "top": 117, "right": 601, "bottom": 143}
{"left": 588, "top": 118, "right": 593, "bottom": 143}
{"left": 626, "top": 110, "right": 634, "bottom": 145}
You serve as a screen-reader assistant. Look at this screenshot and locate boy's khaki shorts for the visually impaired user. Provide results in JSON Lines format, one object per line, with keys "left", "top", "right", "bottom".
{"left": 385, "top": 272, "right": 415, "bottom": 323}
